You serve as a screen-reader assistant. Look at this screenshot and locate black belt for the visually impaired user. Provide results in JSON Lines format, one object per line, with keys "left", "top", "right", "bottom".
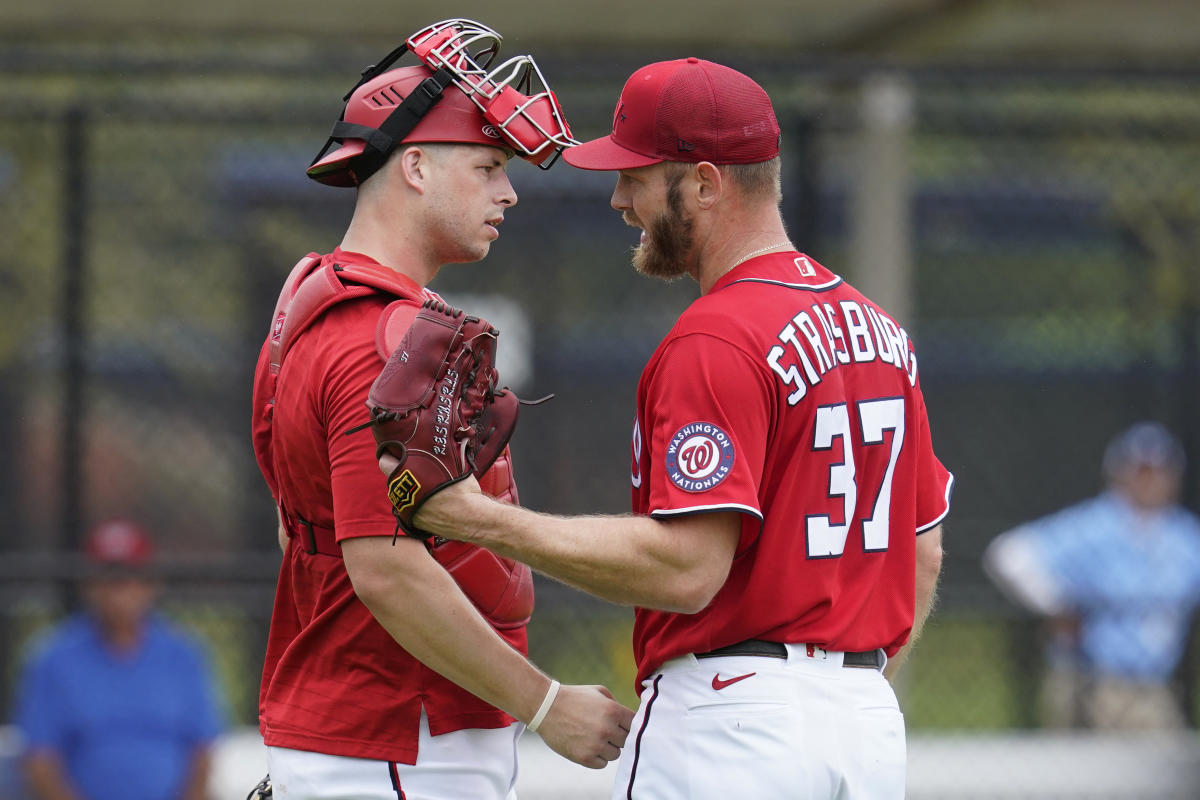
{"left": 695, "top": 639, "right": 883, "bottom": 669}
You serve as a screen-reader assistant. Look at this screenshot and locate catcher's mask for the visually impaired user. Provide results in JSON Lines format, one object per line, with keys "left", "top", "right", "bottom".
{"left": 308, "top": 18, "right": 577, "bottom": 187}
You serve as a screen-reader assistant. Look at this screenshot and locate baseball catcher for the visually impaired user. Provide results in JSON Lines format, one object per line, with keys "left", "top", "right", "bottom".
{"left": 249, "top": 17, "right": 632, "bottom": 789}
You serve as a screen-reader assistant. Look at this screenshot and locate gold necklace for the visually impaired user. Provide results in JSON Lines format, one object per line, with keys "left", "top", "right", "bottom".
{"left": 729, "top": 240, "right": 792, "bottom": 270}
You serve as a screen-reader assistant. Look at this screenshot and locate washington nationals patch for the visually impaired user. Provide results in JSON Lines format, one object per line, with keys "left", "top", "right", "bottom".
{"left": 665, "top": 422, "right": 735, "bottom": 492}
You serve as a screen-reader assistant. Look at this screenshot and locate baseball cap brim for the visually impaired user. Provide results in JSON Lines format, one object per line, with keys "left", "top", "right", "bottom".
{"left": 563, "top": 135, "right": 663, "bottom": 171}
{"left": 307, "top": 141, "right": 368, "bottom": 187}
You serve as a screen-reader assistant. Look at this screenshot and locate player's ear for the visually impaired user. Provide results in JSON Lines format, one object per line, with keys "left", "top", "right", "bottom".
{"left": 694, "top": 161, "right": 723, "bottom": 210}
{"left": 398, "top": 146, "right": 431, "bottom": 194}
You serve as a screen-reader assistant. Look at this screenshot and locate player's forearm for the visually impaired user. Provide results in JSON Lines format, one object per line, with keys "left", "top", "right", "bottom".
{"left": 884, "top": 524, "right": 943, "bottom": 680}
{"left": 344, "top": 537, "right": 552, "bottom": 724}
{"left": 374, "top": 589, "right": 549, "bottom": 722}
{"left": 982, "top": 526, "right": 1064, "bottom": 615}
{"left": 418, "top": 494, "right": 736, "bottom": 613}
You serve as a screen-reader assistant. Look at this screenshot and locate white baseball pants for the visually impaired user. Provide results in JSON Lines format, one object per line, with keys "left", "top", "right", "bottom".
{"left": 266, "top": 710, "right": 521, "bottom": 800}
{"left": 611, "top": 645, "right": 905, "bottom": 799}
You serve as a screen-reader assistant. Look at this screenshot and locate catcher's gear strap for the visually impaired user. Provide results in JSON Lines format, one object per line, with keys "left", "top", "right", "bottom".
{"left": 267, "top": 255, "right": 429, "bottom": 382}
{"left": 317, "top": 66, "right": 458, "bottom": 185}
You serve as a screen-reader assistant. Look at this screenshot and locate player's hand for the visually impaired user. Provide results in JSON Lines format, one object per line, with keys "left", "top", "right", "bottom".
{"left": 533, "top": 684, "right": 634, "bottom": 769}
{"left": 378, "top": 450, "right": 485, "bottom": 540}
{"left": 412, "top": 473, "right": 485, "bottom": 539}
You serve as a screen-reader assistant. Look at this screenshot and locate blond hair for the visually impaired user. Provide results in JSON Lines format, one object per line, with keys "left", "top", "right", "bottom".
{"left": 663, "top": 157, "right": 782, "bottom": 206}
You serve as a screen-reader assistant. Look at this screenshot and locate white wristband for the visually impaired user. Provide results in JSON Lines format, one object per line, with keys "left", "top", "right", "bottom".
{"left": 526, "top": 680, "right": 561, "bottom": 733}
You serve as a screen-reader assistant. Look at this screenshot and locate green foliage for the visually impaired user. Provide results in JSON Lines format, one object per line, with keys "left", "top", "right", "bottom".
{"left": 898, "top": 616, "right": 1026, "bottom": 729}
{"left": 528, "top": 605, "right": 639, "bottom": 709}
{"left": 531, "top": 611, "right": 1043, "bottom": 730}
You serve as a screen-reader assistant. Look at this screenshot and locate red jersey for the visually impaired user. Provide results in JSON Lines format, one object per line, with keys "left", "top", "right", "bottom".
{"left": 631, "top": 252, "right": 953, "bottom": 688}
{"left": 250, "top": 249, "right": 525, "bottom": 763}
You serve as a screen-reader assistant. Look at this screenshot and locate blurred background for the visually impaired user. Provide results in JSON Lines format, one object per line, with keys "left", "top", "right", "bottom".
{"left": 2, "top": 0, "right": 1200, "bottom": 797}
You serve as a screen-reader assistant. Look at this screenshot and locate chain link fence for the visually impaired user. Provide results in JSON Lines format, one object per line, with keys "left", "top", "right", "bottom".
{"left": 2, "top": 43, "right": 1199, "bottom": 797}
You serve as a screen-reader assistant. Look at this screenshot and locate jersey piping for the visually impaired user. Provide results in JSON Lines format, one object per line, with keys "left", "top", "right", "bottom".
{"left": 650, "top": 502, "right": 764, "bottom": 520}
{"left": 916, "top": 474, "right": 955, "bottom": 533}
{"left": 725, "top": 275, "right": 844, "bottom": 292}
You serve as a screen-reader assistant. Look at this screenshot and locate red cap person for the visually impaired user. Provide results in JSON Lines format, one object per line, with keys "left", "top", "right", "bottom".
{"left": 84, "top": 518, "right": 156, "bottom": 570}
{"left": 564, "top": 57, "right": 781, "bottom": 170}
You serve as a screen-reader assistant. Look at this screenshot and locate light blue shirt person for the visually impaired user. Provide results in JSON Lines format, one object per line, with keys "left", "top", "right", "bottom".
{"left": 985, "top": 423, "right": 1200, "bottom": 684}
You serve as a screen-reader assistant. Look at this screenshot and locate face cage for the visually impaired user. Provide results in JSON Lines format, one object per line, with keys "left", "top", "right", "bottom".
{"left": 407, "top": 22, "right": 579, "bottom": 168}
{"left": 407, "top": 18, "right": 502, "bottom": 77}
{"left": 465, "top": 56, "right": 580, "bottom": 165}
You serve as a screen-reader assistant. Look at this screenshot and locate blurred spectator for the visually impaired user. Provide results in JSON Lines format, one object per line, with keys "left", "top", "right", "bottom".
{"left": 984, "top": 422, "right": 1200, "bottom": 729}
{"left": 12, "top": 519, "right": 224, "bottom": 800}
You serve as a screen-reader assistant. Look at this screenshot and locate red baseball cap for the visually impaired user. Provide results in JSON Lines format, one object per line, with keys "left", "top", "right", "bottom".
{"left": 564, "top": 58, "right": 781, "bottom": 171}
{"left": 84, "top": 519, "right": 156, "bottom": 568}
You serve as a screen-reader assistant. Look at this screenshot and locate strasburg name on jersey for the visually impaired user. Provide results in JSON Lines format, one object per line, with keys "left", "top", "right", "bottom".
{"left": 765, "top": 297, "right": 917, "bottom": 405}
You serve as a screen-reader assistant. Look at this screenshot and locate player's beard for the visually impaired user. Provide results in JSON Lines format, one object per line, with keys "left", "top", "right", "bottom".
{"left": 631, "top": 174, "right": 696, "bottom": 281}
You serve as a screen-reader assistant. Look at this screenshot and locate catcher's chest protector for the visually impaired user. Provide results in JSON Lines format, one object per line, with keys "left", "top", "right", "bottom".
{"left": 263, "top": 255, "right": 534, "bottom": 627}
{"left": 267, "top": 255, "right": 426, "bottom": 388}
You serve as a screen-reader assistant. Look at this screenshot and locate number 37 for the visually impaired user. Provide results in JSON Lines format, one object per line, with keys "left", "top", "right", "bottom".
{"left": 808, "top": 397, "right": 905, "bottom": 559}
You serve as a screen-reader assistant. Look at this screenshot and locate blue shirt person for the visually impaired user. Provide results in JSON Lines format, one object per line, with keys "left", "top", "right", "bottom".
{"left": 984, "top": 422, "right": 1200, "bottom": 729}
{"left": 12, "top": 520, "right": 224, "bottom": 800}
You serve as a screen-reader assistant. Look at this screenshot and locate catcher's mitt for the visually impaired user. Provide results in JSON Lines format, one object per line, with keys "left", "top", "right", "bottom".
{"left": 356, "top": 299, "right": 521, "bottom": 539}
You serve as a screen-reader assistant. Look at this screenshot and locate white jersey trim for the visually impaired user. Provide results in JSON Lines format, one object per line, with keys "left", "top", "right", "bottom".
{"left": 916, "top": 472, "right": 955, "bottom": 534}
{"left": 727, "top": 276, "right": 844, "bottom": 292}
{"left": 649, "top": 502, "right": 763, "bottom": 520}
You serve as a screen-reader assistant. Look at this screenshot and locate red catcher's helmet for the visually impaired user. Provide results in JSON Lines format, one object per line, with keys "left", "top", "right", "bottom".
{"left": 307, "top": 65, "right": 507, "bottom": 188}
{"left": 308, "top": 19, "right": 577, "bottom": 186}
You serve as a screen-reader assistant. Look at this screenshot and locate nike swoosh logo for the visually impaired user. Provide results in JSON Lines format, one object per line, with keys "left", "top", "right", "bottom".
{"left": 712, "top": 672, "right": 757, "bottom": 690}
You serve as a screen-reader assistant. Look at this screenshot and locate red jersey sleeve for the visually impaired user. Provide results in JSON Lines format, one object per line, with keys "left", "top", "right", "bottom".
{"left": 641, "top": 333, "right": 771, "bottom": 523}
{"left": 318, "top": 304, "right": 407, "bottom": 541}
{"left": 911, "top": 391, "right": 954, "bottom": 533}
